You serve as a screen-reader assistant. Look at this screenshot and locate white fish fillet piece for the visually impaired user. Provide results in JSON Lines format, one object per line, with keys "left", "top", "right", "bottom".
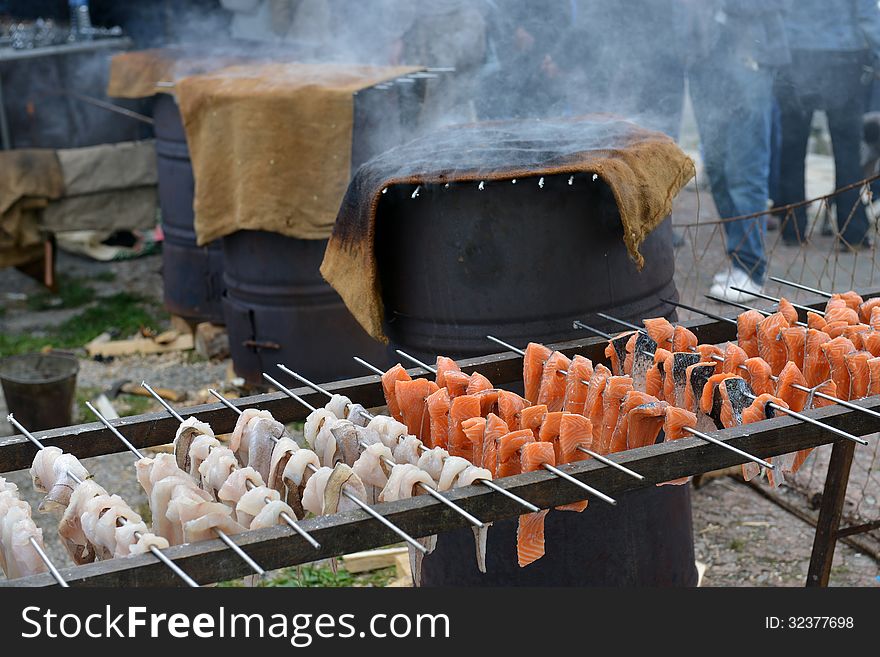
{"left": 393, "top": 435, "right": 424, "bottom": 466}
{"left": 416, "top": 447, "right": 449, "bottom": 483}
{"left": 30, "top": 446, "right": 63, "bottom": 492}
{"left": 92, "top": 498, "right": 142, "bottom": 557}
{"left": 235, "top": 486, "right": 279, "bottom": 527}
{"left": 245, "top": 416, "right": 285, "bottom": 481}
{"left": 437, "top": 456, "right": 472, "bottom": 491}
{"left": 135, "top": 453, "right": 181, "bottom": 497}
{"left": 173, "top": 417, "right": 215, "bottom": 472}
{"left": 352, "top": 443, "right": 394, "bottom": 488}
{"left": 330, "top": 419, "right": 361, "bottom": 467}
{"left": 282, "top": 449, "right": 320, "bottom": 488}
{"left": 313, "top": 421, "right": 339, "bottom": 467}
{"left": 366, "top": 415, "right": 409, "bottom": 449}
{"left": 217, "top": 467, "right": 265, "bottom": 507}
{"left": 452, "top": 469, "right": 492, "bottom": 574}
{"left": 165, "top": 487, "right": 215, "bottom": 545}
{"left": 250, "top": 499, "right": 296, "bottom": 529}
{"left": 379, "top": 464, "right": 435, "bottom": 502}
{"left": 2, "top": 515, "right": 47, "bottom": 578}
{"left": 129, "top": 532, "right": 169, "bottom": 555}
{"left": 198, "top": 446, "right": 239, "bottom": 498}
{"left": 347, "top": 404, "right": 372, "bottom": 427}
{"left": 0, "top": 476, "right": 17, "bottom": 495}
{"left": 304, "top": 409, "right": 336, "bottom": 447}
{"left": 268, "top": 437, "right": 299, "bottom": 501}
{"left": 326, "top": 394, "right": 352, "bottom": 419}
{"left": 150, "top": 476, "right": 208, "bottom": 544}
{"left": 456, "top": 466, "right": 493, "bottom": 487}
{"left": 183, "top": 510, "right": 246, "bottom": 543}
{"left": 323, "top": 464, "right": 366, "bottom": 514}
{"left": 188, "top": 434, "right": 221, "bottom": 479}
{"left": 301, "top": 467, "right": 333, "bottom": 516}
{"left": 0, "top": 494, "right": 32, "bottom": 575}
{"left": 41, "top": 454, "right": 89, "bottom": 514}
{"left": 58, "top": 479, "right": 107, "bottom": 564}
{"left": 113, "top": 520, "right": 149, "bottom": 558}
{"left": 229, "top": 409, "right": 272, "bottom": 463}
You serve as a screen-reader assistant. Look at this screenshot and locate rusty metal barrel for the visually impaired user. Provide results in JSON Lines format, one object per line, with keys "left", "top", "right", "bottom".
{"left": 376, "top": 174, "right": 697, "bottom": 586}
{"left": 153, "top": 93, "right": 225, "bottom": 324}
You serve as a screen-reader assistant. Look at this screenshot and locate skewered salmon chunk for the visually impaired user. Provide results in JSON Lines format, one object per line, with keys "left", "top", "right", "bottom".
{"left": 435, "top": 356, "right": 462, "bottom": 388}
{"left": 844, "top": 351, "right": 872, "bottom": 400}
{"left": 671, "top": 325, "right": 698, "bottom": 353}
{"left": 448, "top": 394, "right": 481, "bottom": 459}
{"left": 523, "top": 342, "right": 552, "bottom": 403}
{"left": 556, "top": 413, "right": 592, "bottom": 464}
{"left": 777, "top": 297, "right": 799, "bottom": 325}
{"left": 740, "top": 394, "right": 789, "bottom": 482}
{"left": 743, "top": 357, "right": 775, "bottom": 395}
{"left": 756, "top": 312, "right": 789, "bottom": 376}
{"left": 821, "top": 336, "right": 857, "bottom": 400}
{"left": 780, "top": 326, "right": 807, "bottom": 371}
{"left": 807, "top": 311, "right": 827, "bottom": 331}
{"left": 722, "top": 342, "right": 749, "bottom": 375}
{"left": 824, "top": 321, "right": 849, "bottom": 338}
{"left": 696, "top": 344, "right": 723, "bottom": 362}
{"left": 600, "top": 376, "right": 633, "bottom": 453}
{"left": 482, "top": 413, "right": 509, "bottom": 474}
{"left": 644, "top": 317, "right": 674, "bottom": 351}
{"left": 520, "top": 441, "right": 555, "bottom": 473}
{"left": 516, "top": 508, "right": 549, "bottom": 568}
{"left": 609, "top": 391, "right": 658, "bottom": 452}
{"left": 461, "top": 417, "right": 487, "bottom": 469}
{"left": 622, "top": 333, "right": 638, "bottom": 376}
{"left": 466, "top": 372, "right": 493, "bottom": 395}
{"left": 665, "top": 352, "right": 700, "bottom": 407}
{"left": 584, "top": 365, "right": 612, "bottom": 443}
{"left": 684, "top": 362, "right": 716, "bottom": 413}
{"left": 869, "top": 358, "right": 880, "bottom": 396}
{"left": 562, "top": 355, "right": 593, "bottom": 415}
{"left": 475, "top": 388, "right": 499, "bottom": 417}
{"left": 395, "top": 378, "right": 439, "bottom": 442}
{"left": 646, "top": 348, "right": 671, "bottom": 399}
{"left": 842, "top": 325, "right": 870, "bottom": 349}
{"left": 538, "top": 411, "right": 565, "bottom": 443}
{"left": 497, "top": 390, "right": 528, "bottom": 431}
{"left": 425, "top": 387, "right": 451, "bottom": 449}
{"left": 863, "top": 331, "right": 880, "bottom": 357}
{"left": 382, "top": 364, "right": 412, "bottom": 422}
{"left": 659, "top": 406, "right": 698, "bottom": 486}
{"left": 605, "top": 331, "right": 637, "bottom": 376}
{"left": 625, "top": 401, "right": 669, "bottom": 449}
{"left": 700, "top": 372, "right": 736, "bottom": 415}
{"left": 830, "top": 291, "right": 863, "bottom": 312}
{"left": 871, "top": 306, "right": 880, "bottom": 331}
{"left": 718, "top": 377, "right": 753, "bottom": 433}
{"left": 630, "top": 332, "right": 658, "bottom": 393}
{"left": 444, "top": 371, "right": 472, "bottom": 398}
{"left": 775, "top": 362, "right": 808, "bottom": 412}
{"left": 858, "top": 297, "right": 880, "bottom": 323}
{"left": 519, "top": 404, "right": 548, "bottom": 439}
{"left": 804, "top": 329, "right": 833, "bottom": 386}
{"left": 537, "top": 351, "right": 572, "bottom": 412}
{"left": 737, "top": 309, "right": 763, "bottom": 357}
{"left": 496, "top": 430, "right": 535, "bottom": 478}
{"left": 825, "top": 306, "right": 859, "bottom": 325}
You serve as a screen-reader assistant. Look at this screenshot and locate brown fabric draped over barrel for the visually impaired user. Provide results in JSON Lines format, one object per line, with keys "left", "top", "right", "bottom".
{"left": 174, "top": 62, "right": 421, "bottom": 245}
{"left": 321, "top": 115, "right": 695, "bottom": 343}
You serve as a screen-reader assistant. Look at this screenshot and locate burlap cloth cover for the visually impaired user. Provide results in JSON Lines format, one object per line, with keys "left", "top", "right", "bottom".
{"left": 321, "top": 115, "right": 696, "bottom": 342}
{"left": 106, "top": 48, "right": 247, "bottom": 98}
{"left": 175, "top": 63, "right": 420, "bottom": 245}
{"left": 0, "top": 150, "right": 64, "bottom": 268}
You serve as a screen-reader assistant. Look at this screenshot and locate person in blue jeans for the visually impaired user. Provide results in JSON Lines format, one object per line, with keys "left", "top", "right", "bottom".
{"left": 775, "top": 0, "right": 880, "bottom": 250}
{"left": 686, "top": 0, "right": 790, "bottom": 302}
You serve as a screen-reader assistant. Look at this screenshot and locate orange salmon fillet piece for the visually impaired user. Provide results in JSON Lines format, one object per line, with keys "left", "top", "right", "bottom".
{"left": 497, "top": 390, "right": 528, "bottom": 429}
{"left": 519, "top": 404, "right": 548, "bottom": 439}
{"left": 700, "top": 372, "right": 735, "bottom": 414}
{"left": 643, "top": 317, "right": 674, "bottom": 351}
{"left": 426, "top": 387, "right": 451, "bottom": 449}
{"left": 600, "top": 376, "right": 634, "bottom": 454}
{"left": 466, "top": 372, "right": 493, "bottom": 395}
{"left": 538, "top": 411, "right": 564, "bottom": 443}
{"left": 743, "top": 357, "right": 775, "bottom": 396}
{"left": 871, "top": 306, "right": 880, "bottom": 331}
{"left": 659, "top": 406, "right": 697, "bottom": 486}
{"left": 671, "top": 325, "right": 698, "bottom": 353}
{"left": 842, "top": 325, "right": 870, "bottom": 350}
{"left": 482, "top": 413, "right": 509, "bottom": 474}
{"left": 497, "top": 429, "right": 535, "bottom": 478}
{"left": 722, "top": 343, "right": 748, "bottom": 374}
{"left": 646, "top": 348, "right": 671, "bottom": 399}
{"left": 858, "top": 297, "right": 880, "bottom": 323}
{"left": 461, "top": 417, "right": 487, "bottom": 468}
{"left": 869, "top": 357, "right": 880, "bottom": 396}
{"left": 756, "top": 312, "right": 789, "bottom": 376}
{"left": 865, "top": 331, "right": 880, "bottom": 357}
{"left": 777, "top": 297, "right": 799, "bottom": 325}
{"left": 780, "top": 326, "right": 807, "bottom": 372}
{"left": 807, "top": 311, "right": 827, "bottom": 331}
{"left": 584, "top": 364, "right": 612, "bottom": 445}
{"left": 444, "top": 371, "right": 472, "bottom": 398}
{"left": 609, "top": 391, "right": 657, "bottom": 453}
{"left": 382, "top": 364, "right": 412, "bottom": 422}
{"left": 562, "top": 355, "right": 593, "bottom": 415}
{"left": 821, "top": 336, "right": 857, "bottom": 400}
{"left": 804, "top": 329, "right": 832, "bottom": 386}
{"left": 737, "top": 310, "right": 763, "bottom": 357}
{"left": 537, "top": 351, "right": 572, "bottom": 412}
{"left": 556, "top": 413, "right": 593, "bottom": 464}
{"left": 448, "top": 394, "right": 481, "bottom": 459}
{"left": 516, "top": 509, "right": 549, "bottom": 567}
{"left": 844, "top": 350, "right": 872, "bottom": 400}
{"left": 395, "top": 378, "right": 439, "bottom": 442}
{"left": 435, "top": 356, "right": 461, "bottom": 388}
{"left": 523, "top": 342, "right": 552, "bottom": 403}
{"left": 824, "top": 321, "right": 849, "bottom": 338}
{"left": 825, "top": 306, "right": 859, "bottom": 325}
{"left": 829, "top": 291, "right": 863, "bottom": 312}
{"left": 684, "top": 362, "right": 718, "bottom": 413}
{"left": 775, "top": 362, "right": 808, "bottom": 412}
{"left": 625, "top": 401, "right": 668, "bottom": 450}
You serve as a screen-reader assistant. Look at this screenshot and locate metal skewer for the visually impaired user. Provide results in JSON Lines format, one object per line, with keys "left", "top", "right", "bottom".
{"left": 140, "top": 383, "right": 267, "bottom": 575}
{"left": 572, "top": 323, "right": 778, "bottom": 469}
{"left": 706, "top": 295, "right": 808, "bottom": 326}
{"left": 662, "top": 299, "right": 880, "bottom": 427}
{"left": 354, "top": 356, "right": 385, "bottom": 376}
{"left": 482, "top": 336, "right": 643, "bottom": 480}
{"left": 769, "top": 277, "right": 834, "bottom": 298}
{"left": 728, "top": 288, "right": 826, "bottom": 316}
{"left": 270, "top": 367, "right": 495, "bottom": 523}
{"left": 394, "top": 349, "right": 437, "bottom": 374}
{"left": 207, "top": 390, "right": 423, "bottom": 553}
{"left": 7, "top": 414, "right": 198, "bottom": 587}
{"left": 594, "top": 314, "right": 869, "bottom": 447}
{"left": 28, "top": 536, "right": 68, "bottom": 587}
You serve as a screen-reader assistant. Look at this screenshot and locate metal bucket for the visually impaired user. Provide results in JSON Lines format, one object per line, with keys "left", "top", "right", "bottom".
{"left": 376, "top": 174, "right": 696, "bottom": 586}
{"left": 222, "top": 230, "right": 392, "bottom": 386}
{"left": 0, "top": 353, "right": 79, "bottom": 432}
{"left": 154, "top": 93, "right": 225, "bottom": 324}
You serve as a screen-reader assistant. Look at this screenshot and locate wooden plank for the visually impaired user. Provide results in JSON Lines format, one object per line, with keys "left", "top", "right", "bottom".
{"left": 806, "top": 439, "right": 857, "bottom": 587}
{"left": 5, "top": 396, "right": 878, "bottom": 587}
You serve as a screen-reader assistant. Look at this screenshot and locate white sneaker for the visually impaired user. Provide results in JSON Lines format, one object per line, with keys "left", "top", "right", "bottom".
{"left": 712, "top": 266, "right": 734, "bottom": 285}
{"left": 708, "top": 267, "right": 763, "bottom": 303}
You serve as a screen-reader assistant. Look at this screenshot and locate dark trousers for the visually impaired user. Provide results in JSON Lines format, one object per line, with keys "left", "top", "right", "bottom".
{"left": 775, "top": 50, "right": 870, "bottom": 245}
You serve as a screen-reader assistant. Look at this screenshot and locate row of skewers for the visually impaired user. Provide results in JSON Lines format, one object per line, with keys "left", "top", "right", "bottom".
{"left": 0, "top": 278, "right": 876, "bottom": 586}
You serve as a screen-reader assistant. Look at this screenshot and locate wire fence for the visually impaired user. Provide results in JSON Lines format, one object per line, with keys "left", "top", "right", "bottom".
{"left": 672, "top": 173, "right": 880, "bottom": 555}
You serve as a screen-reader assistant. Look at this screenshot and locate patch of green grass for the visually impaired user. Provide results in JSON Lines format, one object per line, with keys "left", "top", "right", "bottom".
{"left": 0, "top": 292, "right": 167, "bottom": 357}
{"left": 26, "top": 275, "right": 95, "bottom": 311}
{"left": 728, "top": 538, "right": 746, "bottom": 552}
{"left": 74, "top": 385, "right": 101, "bottom": 423}
{"left": 90, "top": 270, "right": 117, "bottom": 283}
{"left": 219, "top": 562, "right": 398, "bottom": 588}
{"left": 119, "top": 393, "right": 155, "bottom": 417}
